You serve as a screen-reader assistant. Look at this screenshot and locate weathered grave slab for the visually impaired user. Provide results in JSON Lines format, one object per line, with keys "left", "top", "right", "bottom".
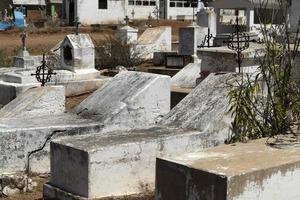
{"left": 198, "top": 44, "right": 263, "bottom": 75}
{"left": 137, "top": 26, "right": 172, "bottom": 59}
{"left": 0, "top": 86, "right": 65, "bottom": 118}
{"left": 161, "top": 73, "right": 238, "bottom": 135}
{"left": 156, "top": 139, "right": 300, "bottom": 200}
{"left": 73, "top": 71, "right": 170, "bottom": 132}
{"left": 171, "top": 62, "right": 201, "bottom": 88}
{"left": 43, "top": 126, "right": 226, "bottom": 200}
{"left": 0, "top": 114, "right": 102, "bottom": 173}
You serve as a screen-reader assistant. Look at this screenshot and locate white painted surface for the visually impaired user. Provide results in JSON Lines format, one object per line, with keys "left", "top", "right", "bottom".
{"left": 73, "top": 71, "right": 171, "bottom": 132}
{"left": 119, "top": 26, "right": 138, "bottom": 44}
{"left": 0, "top": 86, "right": 65, "bottom": 118}
{"left": 137, "top": 26, "right": 172, "bottom": 59}
{"left": 48, "top": 126, "right": 226, "bottom": 199}
{"left": 60, "top": 34, "right": 95, "bottom": 71}
{"left": 171, "top": 62, "right": 201, "bottom": 88}
{"left": 232, "top": 169, "right": 300, "bottom": 200}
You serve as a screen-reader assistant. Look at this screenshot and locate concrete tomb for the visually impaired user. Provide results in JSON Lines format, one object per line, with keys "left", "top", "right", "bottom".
{"left": 73, "top": 71, "right": 171, "bottom": 132}
{"left": 171, "top": 62, "right": 201, "bottom": 88}
{"left": 119, "top": 25, "right": 139, "bottom": 44}
{"left": 137, "top": 26, "right": 172, "bottom": 59}
{"left": 161, "top": 73, "right": 237, "bottom": 135}
{"left": 43, "top": 73, "right": 237, "bottom": 199}
{"left": 156, "top": 139, "right": 300, "bottom": 200}
{"left": 44, "top": 126, "right": 224, "bottom": 200}
{"left": 0, "top": 86, "right": 65, "bottom": 118}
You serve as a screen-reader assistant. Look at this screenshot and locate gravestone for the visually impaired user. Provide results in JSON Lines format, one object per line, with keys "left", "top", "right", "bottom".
{"left": 0, "top": 86, "right": 65, "bottom": 118}
{"left": 119, "top": 25, "right": 138, "bottom": 44}
{"left": 137, "top": 26, "right": 172, "bottom": 59}
{"left": 73, "top": 71, "right": 170, "bottom": 132}
{"left": 13, "top": 32, "right": 35, "bottom": 69}
{"left": 156, "top": 139, "right": 300, "bottom": 200}
{"left": 60, "top": 34, "right": 95, "bottom": 72}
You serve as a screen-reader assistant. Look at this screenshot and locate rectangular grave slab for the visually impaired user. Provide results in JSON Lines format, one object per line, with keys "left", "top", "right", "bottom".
{"left": 0, "top": 86, "right": 65, "bottom": 118}
{"left": 155, "top": 139, "right": 300, "bottom": 200}
{"left": 43, "top": 126, "right": 228, "bottom": 199}
{"left": 0, "top": 114, "right": 102, "bottom": 174}
{"left": 72, "top": 71, "right": 170, "bottom": 133}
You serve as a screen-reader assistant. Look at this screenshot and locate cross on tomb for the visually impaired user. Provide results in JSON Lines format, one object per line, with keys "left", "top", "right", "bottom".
{"left": 152, "top": 5, "right": 159, "bottom": 23}
{"left": 74, "top": 17, "right": 81, "bottom": 35}
{"left": 124, "top": 15, "right": 130, "bottom": 26}
{"left": 131, "top": 10, "right": 135, "bottom": 19}
{"left": 31, "top": 54, "right": 56, "bottom": 86}
{"left": 20, "top": 31, "right": 27, "bottom": 51}
{"left": 226, "top": 10, "right": 250, "bottom": 73}
{"left": 199, "top": 28, "right": 214, "bottom": 48}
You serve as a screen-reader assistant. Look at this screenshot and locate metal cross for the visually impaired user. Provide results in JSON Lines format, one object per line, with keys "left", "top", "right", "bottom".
{"left": 131, "top": 10, "right": 135, "bottom": 19}
{"left": 124, "top": 15, "right": 130, "bottom": 25}
{"left": 31, "top": 54, "right": 56, "bottom": 86}
{"left": 74, "top": 17, "right": 81, "bottom": 35}
{"left": 152, "top": 5, "right": 159, "bottom": 23}
{"left": 20, "top": 31, "right": 27, "bottom": 51}
{"left": 227, "top": 10, "right": 250, "bottom": 73}
{"left": 199, "top": 28, "right": 214, "bottom": 48}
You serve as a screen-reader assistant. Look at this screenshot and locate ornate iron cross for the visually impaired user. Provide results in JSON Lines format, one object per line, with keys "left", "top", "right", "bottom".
{"left": 31, "top": 54, "right": 56, "bottom": 86}
{"left": 227, "top": 11, "right": 250, "bottom": 73}
{"left": 124, "top": 15, "right": 130, "bottom": 26}
{"left": 199, "top": 28, "right": 214, "bottom": 48}
{"left": 74, "top": 17, "right": 81, "bottom": 35}
{"left": 152, "top": 5, "right": 159, "bottom": 23}
{"left": 20, "top": 31, "right": 27, "bottom": 51}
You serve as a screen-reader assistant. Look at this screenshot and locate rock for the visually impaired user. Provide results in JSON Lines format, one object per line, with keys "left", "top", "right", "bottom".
{"left": 2, "top": 186, "right": 20, "bottom": 196}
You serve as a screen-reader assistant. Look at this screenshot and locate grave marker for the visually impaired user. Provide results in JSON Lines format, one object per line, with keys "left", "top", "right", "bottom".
{"left": 31, "top": 54, "right": 56, "bottom": 86}
{"left": 226, "top": 10, "right": 250, "bottom": 73}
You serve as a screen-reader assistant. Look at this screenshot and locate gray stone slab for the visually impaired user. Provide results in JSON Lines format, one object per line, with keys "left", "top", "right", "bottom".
{"left": 0, "top": 86, "right": 65, "bottom": 118}
{"left": 156, "top": 139, "right": 300, "bottom": 200}
{"left": 44, "top": 126, "right": 226, "bottom": 199}
{"left": 73, "top": 71, "right": 170, "bottom": 132}
{"left": 0, "top": 114, "right": 102, "bottom": 173}
{"left": 161, "top": 73, "right": 238, "bottom": 135}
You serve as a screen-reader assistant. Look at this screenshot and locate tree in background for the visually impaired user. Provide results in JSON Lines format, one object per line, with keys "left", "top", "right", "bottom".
{"left": 228, "top": 0, "right": 300, "bottom": 143}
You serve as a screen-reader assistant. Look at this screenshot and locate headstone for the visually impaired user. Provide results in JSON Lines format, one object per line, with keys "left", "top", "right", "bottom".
{"left": 0, "top": 86, "right": 65, "bottom": 118}
{"left": 13, "top": 31, "right": 35, "bottom": 69}
{"left": 137, "top": 26, "right": 172, "bottom": 59}
{"left": 72, "top": 71, "right": 170, "bottom": 132}
{"left": 43, "top": 123, "right": 227, "bottom": 199}
{"left": 119, "top": 25, "right": 138, "bottom": 44}
{"left": 160, "top": 73, "right": 238, "bottom": 135}
{"left": 60, "top": 34, "right": 95, "bottom": 72}
{"left": 156, "top": 139, "right": 300, "bottom": 200}
{"left": 178, "top": 25, "right": 203, "bottom": 60}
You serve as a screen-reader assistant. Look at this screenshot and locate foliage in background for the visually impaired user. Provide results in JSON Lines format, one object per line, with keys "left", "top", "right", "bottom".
{"left": 227, "top": 0, "right": 300, "bottom": 143}
{"left": 94, "top": 35, "right": 145, "bottom": 70}
{"left": 0, "top": 48, "right": 13, "bottom": 68}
